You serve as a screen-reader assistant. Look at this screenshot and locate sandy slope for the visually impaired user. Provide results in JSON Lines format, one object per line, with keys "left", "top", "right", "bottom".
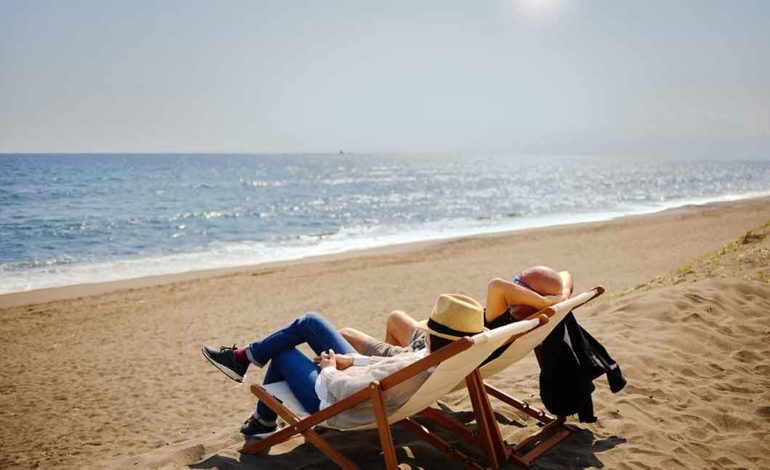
{"left": 117, "top": 222, "right": 770, "bottom": 470}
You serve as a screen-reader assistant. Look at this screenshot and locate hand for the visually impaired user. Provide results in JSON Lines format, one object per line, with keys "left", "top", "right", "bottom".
{"left": 318, "top": 349, "right": 337, "bottom": 369}
{"left": 314, "top": 352, "right": 354, "bottom": 370}
{"left": 335, "top": 354, "right": 353, "bottom": 370}
{"left": 543, "top": 292, "right": 568, "bottom": 306}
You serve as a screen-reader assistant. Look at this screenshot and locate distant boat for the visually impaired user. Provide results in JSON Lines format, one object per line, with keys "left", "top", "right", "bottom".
{"left": 339, "top": 149, "right": 345, "bottom": 155}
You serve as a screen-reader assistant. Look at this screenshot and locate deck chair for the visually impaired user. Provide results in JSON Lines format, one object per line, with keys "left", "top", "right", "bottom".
{"left": 421, "top": 286, "right": 605, "bottom": 467}
{"left": 240, "top": 314, "right": 553, "bottom": 469}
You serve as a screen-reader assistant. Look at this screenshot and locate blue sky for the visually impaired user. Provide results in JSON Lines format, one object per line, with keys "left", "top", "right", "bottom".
{"left": 1, "top": 0, "right": 769, "bottom": 157}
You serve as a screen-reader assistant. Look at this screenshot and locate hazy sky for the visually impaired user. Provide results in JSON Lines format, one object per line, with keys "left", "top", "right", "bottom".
{"left": 1, "top": 0, "right": 769, "bottom": 157}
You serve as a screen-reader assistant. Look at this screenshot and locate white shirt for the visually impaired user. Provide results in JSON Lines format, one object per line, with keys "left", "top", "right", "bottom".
{"left": 314, "top": 349, "right": 429, "bottom": 412}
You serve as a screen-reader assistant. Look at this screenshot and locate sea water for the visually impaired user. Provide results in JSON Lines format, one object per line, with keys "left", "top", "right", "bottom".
{"left": 1, "top": 153, "right": 769, "bottom": 294}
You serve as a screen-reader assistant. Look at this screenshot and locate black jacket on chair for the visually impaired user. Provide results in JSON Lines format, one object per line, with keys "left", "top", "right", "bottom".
{"left": 539, "top": 312, "right": 626, "bottom": 423}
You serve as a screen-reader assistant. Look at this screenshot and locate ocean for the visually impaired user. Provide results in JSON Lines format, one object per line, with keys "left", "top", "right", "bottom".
{"left": 1, "top": 153, "right": 769, "bottom": 295}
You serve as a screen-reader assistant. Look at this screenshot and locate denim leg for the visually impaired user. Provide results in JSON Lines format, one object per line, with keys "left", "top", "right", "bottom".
{"left": 256, "top": 348, "right": 321, "bottom": 421}
{"left": 248, "top": 311, "right": 356, "bottom": 366}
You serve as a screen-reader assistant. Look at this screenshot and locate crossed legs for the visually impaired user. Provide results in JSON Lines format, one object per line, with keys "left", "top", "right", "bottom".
{"left": 385, "top": 310, "right": 419, "bottom": 346}
{"left": 339, "top": 310, "right": 418, "bottom": 356}
{"left": 203, "top": 311, "right": 356, "bottom": 433}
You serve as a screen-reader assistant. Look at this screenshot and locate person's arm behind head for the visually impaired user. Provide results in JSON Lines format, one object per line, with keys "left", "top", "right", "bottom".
{"left": 486, "top": 278, "right": 554, "bottom": 323}
{"left": 487, "top": 269, "right": 572, "bottom": 323}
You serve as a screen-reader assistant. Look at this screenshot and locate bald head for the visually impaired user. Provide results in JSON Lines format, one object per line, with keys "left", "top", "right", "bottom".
{"left": 519, "top": 266, "right": 563, "bottom": 296}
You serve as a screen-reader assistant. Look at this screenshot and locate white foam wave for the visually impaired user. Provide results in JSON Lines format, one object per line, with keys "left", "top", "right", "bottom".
{"left": 1, "top": 190, "right": 768, "bottom": 296}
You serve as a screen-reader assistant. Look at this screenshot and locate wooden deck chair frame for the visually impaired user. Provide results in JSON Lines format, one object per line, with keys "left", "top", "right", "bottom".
{"left": 420, "top": 286, "right": 605, "bottom": 467}
{"left": 240, "top": 316, "right": 552, "bottom": 469}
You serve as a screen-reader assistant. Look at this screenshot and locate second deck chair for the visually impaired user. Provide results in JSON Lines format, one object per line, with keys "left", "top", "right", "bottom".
{"left": 240, "top": 314, "right": 553, "bottom": 469}
{"left": 421, "top": 286, "right": 606, "bottom": 467}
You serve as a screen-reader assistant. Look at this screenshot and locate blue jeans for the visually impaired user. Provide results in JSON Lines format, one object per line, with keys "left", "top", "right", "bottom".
{"left": 248, "top": 312, "right": 356, "bottom": 421}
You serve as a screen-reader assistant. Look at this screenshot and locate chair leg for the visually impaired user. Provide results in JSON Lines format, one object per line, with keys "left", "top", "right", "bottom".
{"left": 476, "top": 373, "right": 511, "bottom": 464}
{"left": 481, "top": 383, "right": 576, "bottom": 467}
{"left": 371, "top": 382, "right": 399, "bottom": 470}
{"left": 302, "top": 429, "right": 360, "bottom": 470}
{"left": 510, "top": 418, "right": 575, "bottom": 467}
{"left": 466, "top": 370, "right": 508, "bottom": 468}
{"left": 399, "top": 417, "right": 485, "bottom": 470}
{"left": 420, "top": 379, "right": 575, "bottom": 468}
{"left": 484, "top": 383, "right": 553, "bottom": 424}
{"left": 419, "top": 408, "right": 480, "bottom": 445}
{"left": 244, "top": 384, "right": 359, "bottom": 469}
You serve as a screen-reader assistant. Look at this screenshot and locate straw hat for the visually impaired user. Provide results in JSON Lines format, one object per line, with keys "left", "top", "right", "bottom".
{"left": 415, "top": 294, "right": 484, "bottom": 340}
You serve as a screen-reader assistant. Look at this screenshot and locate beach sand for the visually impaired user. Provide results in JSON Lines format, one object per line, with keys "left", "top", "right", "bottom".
{"left": 1, "top": 197, "right": 768, "bottom": 469}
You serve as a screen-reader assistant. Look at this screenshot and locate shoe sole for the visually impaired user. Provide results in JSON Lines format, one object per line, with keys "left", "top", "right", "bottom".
{"left": 202, "top": 347, "right": 244, "bottom": 383}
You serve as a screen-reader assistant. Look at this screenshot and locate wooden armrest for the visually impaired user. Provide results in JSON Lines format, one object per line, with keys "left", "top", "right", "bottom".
{"left": 380, "top": 337, "right": 473, "bottom": 390}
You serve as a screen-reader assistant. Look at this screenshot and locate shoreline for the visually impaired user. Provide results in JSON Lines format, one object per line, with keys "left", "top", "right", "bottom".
{"left": 1, "top": 194, "right": 768, "bottom": 309}
{"left": 3, "top": 190, "right": 770, "bottom": 298}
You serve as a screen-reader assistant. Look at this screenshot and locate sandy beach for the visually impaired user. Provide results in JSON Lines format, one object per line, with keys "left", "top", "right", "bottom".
{"left": 1, "top": 196, "right": 769, "bottom": 470}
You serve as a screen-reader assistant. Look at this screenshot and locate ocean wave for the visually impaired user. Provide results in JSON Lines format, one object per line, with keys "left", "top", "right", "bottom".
{"left": 2, "top": 190, "right": 768, "bottom": 295}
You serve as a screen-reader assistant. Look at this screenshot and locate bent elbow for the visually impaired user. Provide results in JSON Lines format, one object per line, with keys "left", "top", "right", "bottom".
{"left": 487, "top": 277, "right": 506, "bottom": 292}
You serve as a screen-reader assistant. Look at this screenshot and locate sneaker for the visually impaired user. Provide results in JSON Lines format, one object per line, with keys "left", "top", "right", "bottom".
{"left": 202, "top": 345, "right": 249, "bottom": 383}
{"left": 241, "top": 415, "right": 277, "bottom": 438}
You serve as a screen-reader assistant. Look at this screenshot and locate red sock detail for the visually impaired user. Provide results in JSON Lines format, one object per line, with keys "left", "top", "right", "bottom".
{"left": 234, "top": 347, "right": 249, "bottom": 364}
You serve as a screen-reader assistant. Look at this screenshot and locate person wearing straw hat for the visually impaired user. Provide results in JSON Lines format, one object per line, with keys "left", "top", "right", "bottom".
{"left": 340, "top": 266, "right": 573, "bottom": 359}
{"left": 202, "top": 293, "right": 484, "bottom": 436}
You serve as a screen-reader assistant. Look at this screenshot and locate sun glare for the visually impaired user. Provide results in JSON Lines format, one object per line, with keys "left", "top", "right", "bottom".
{"left": 506, "top": 0, "right": 567, "bottom": 21}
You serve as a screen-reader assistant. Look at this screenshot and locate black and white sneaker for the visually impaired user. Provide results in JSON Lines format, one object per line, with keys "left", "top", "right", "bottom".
{"left": 241, "top": 415, "right": 277, "bottom": 438}
{"left": 202, "top": 345, "right": 249, "bottom": 383}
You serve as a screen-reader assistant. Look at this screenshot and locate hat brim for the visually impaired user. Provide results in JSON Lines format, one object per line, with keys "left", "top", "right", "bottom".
{"left": 414, "top": 319, "right": 474, "bottom": 341}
